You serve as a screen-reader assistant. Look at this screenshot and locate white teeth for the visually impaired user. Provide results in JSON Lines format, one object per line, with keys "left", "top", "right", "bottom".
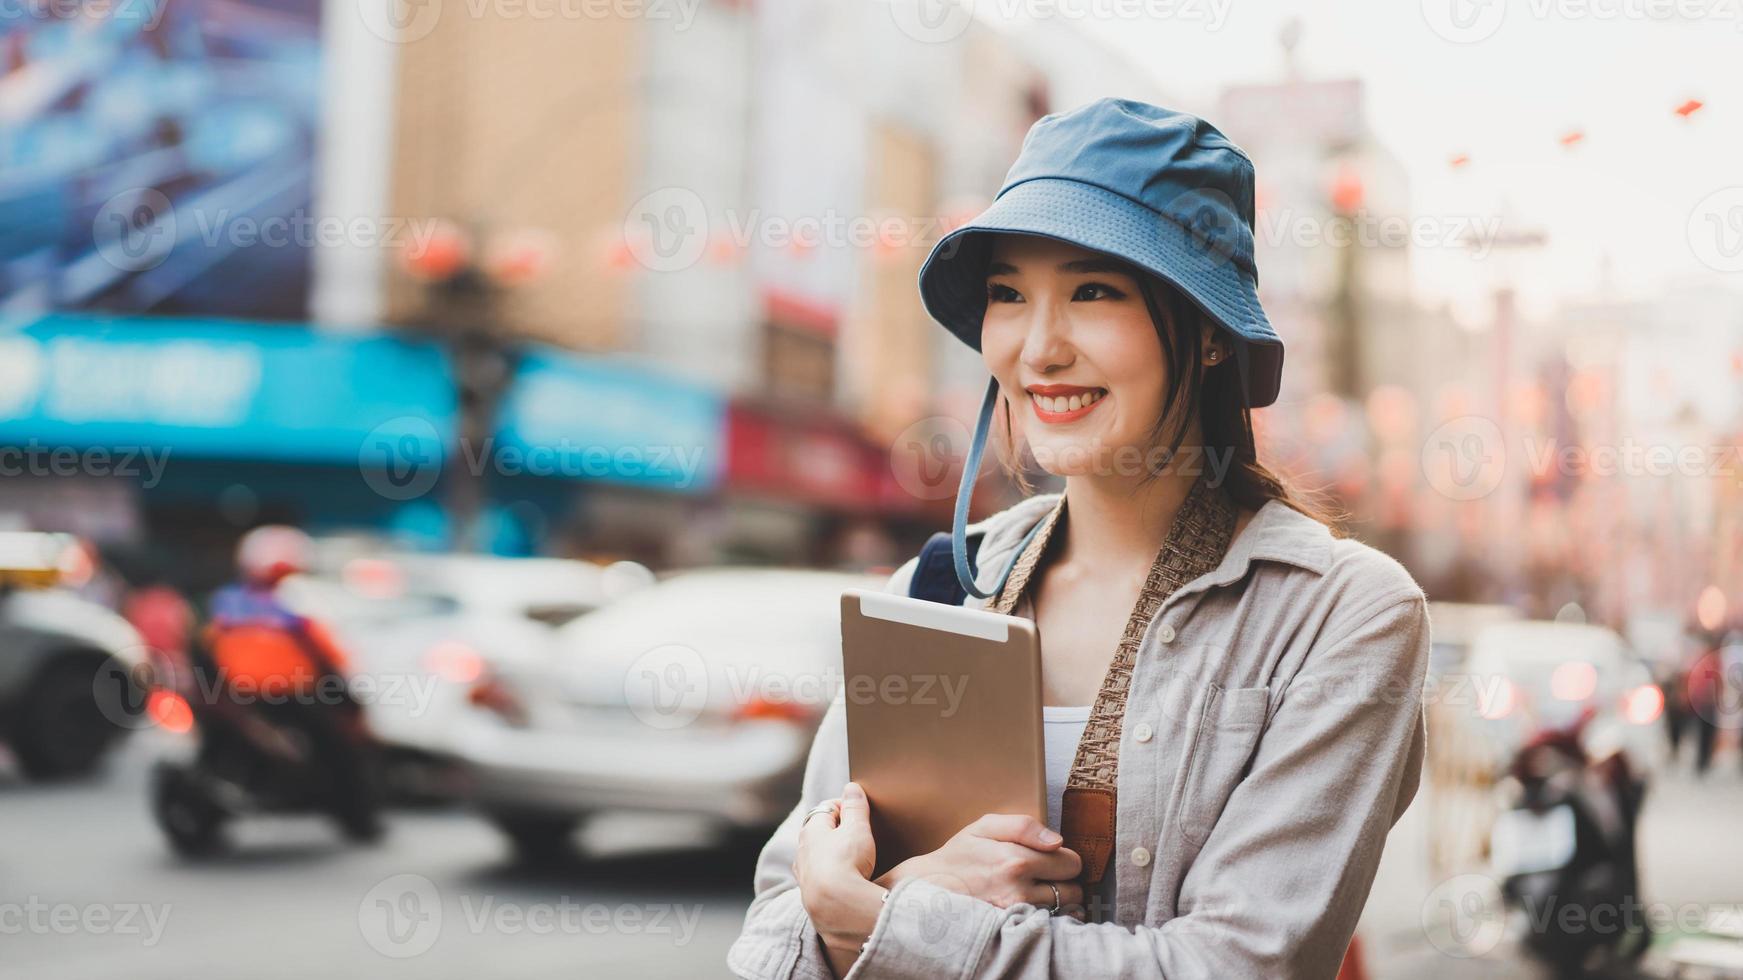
{"left": 1031, "top": 390, "right": 1102, "bottom": 414}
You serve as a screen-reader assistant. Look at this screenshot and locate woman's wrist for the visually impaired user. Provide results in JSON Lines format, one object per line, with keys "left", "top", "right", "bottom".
{"left": 807, "top": 867, "right": 889, "bottom": 953}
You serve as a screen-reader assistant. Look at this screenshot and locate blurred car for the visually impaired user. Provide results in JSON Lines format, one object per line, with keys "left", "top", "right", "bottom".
{"left": 0, "top": 533, "right": 148, "bottom": 780}
{"left": 1453, "top": 620, "right": 1667, "bottom": 778}
{"left": 451, "top": 567, "right": 878, "bottom": 857}
{"left": 1422, "top": 602, "right": 1524, "bottom": 871}
{"left": 1425, "top": 603, "right": 1522, "bottom": 777}
{"left": 278, "top": 554, "right": 645, "bottom": 800}
{"left": 1427, "top": 602, "right": 1521, "bottom": 674}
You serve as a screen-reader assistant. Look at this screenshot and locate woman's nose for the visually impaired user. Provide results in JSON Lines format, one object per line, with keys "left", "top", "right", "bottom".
{"left": 1019, "top": 304, "right": 1074, "bottom": 374}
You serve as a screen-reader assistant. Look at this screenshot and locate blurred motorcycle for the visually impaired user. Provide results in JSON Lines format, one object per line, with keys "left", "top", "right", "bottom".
{"left": 1491, "top": 710, "right": 1651, "bottom": 978}
{"left": 149, "top": 527, "right": 384, "bottom": 856}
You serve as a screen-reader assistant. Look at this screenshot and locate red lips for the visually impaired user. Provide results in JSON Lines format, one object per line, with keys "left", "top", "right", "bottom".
{"left": 1025, "top": 384, "right": 1106, "bottom": 424}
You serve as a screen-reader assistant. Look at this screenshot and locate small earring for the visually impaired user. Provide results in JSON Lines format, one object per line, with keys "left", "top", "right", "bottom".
{"left": 1207, "top": 348, "right": 1221, "bottom": 363}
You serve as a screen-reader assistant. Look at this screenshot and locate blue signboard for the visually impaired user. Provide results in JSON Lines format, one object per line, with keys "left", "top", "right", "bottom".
{"left": 495, "top": 346, "right": 726, "bottom": 493}
{"left": 0, "top": 314, "right": 454, "bottom": 464}
{"left": 0, "top": 315, "right": 725, "bottom": 494}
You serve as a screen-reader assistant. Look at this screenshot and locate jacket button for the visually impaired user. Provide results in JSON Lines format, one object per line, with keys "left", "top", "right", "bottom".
{"left": 1156, "top": 623, "right": 1176, "bottom": 643}
{"left": 1131, "top": 847, "right": 1152, "bottom": 867}
{"left": 1133, "top": 723, "right": 1154, "bottom": 743}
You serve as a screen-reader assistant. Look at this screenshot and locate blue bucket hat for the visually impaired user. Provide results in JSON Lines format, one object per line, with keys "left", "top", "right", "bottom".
{"left": 919, "top": 98, "right": 1284, "bottom": 599}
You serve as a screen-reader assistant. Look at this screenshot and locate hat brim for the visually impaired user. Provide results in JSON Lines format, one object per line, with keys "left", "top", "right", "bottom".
{"left": 918, "top": 177, "right": 1284, "bottom": 408}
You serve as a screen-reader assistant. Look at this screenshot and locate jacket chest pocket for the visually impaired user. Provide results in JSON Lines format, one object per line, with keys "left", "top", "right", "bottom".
{"left": 1168, "top": 683, "right": 1270, "bottom": 848}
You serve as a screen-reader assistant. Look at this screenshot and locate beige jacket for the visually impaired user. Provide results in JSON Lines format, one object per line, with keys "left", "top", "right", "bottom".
{"left": 728, "top": 492, "right": 1431, "bottom": 980}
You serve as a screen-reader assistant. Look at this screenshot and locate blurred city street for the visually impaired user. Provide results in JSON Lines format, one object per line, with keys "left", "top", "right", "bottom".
{"left": 2, "top": 734, "right": 750, "bottom": 980}
{"left": 8, "top": 735, "right": 1743, "bottom": 979}
{"left": 5, "top": 0, "right": 1743, "bottom": 976}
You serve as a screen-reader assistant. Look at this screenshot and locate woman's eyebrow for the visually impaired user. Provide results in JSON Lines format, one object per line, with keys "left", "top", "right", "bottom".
{"left": 985, "top": 261, "right": 1019, "bottom": 276}
{"left": 1058, "top": 258, "right": 1132, "bottom": 275}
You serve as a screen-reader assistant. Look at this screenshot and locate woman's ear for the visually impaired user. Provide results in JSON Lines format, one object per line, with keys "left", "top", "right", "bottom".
{"left": 1200, "top": 324, "right": 1225, "bottom": 367}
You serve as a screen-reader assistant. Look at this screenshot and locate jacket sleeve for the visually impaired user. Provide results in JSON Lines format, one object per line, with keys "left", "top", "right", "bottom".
{"left": 726, "top": 558, "right": 918, "bottom": 980}
{"left": 839, "top": 588, "right": 1431, "bottom": 980}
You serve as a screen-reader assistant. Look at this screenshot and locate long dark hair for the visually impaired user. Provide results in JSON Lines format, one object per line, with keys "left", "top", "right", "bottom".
{"left": 991, "top": 264, "right": 1342, "bottom": 532}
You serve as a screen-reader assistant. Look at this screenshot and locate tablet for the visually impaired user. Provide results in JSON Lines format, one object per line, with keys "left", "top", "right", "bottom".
{"left": 839, "top": 588, "right": 1045, "bottom": 877}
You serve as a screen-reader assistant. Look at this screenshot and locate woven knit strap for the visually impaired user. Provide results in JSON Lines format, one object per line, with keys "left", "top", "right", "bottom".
{"left": 991, "top": 476, "right": 1238, "bottom": 883}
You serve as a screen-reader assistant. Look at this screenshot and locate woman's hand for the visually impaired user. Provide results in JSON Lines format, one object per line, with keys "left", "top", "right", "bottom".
{"left": 876, "top": 814, "right": 1085, "bottom": 914}
{"left": 794, "top": 782, "right": 888, "bottom": 967}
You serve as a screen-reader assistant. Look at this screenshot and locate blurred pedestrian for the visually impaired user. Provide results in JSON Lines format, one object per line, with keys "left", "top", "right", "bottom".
{"left": 1686, "top": 639, "right": 1724, "bottom": 775}
{"left": 123, "top": 581, "right": 194, "bottom": 661}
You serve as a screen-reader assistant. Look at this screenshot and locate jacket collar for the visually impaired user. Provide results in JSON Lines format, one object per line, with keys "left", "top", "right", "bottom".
{"left": 973, "top": 492, "right": 1332, "bottom": 602}
{"left": 1196, "top": 497, "right": 1334, "bottom": 586}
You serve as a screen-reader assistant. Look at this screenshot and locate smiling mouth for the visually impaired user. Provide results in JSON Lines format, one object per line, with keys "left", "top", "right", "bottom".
{"left": 1027, "top": 387, "right": 1107, "bottom": 424}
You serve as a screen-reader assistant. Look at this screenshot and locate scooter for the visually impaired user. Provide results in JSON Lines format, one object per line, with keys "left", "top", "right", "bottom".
{"left": 1491, "top": 711, "right": 1651, "bottom": 978}
{"left": 148, "top": 638, "right": 384, "bottom": 856}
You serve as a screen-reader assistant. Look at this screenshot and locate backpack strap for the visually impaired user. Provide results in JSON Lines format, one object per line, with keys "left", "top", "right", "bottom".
{"left": 907, "top": 530, "right": 983, "bottom": 606}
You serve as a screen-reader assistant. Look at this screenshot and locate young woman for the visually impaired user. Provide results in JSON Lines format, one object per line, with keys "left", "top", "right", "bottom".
{"left": 729, "top": 98, "right": 1430, "bottom": 980}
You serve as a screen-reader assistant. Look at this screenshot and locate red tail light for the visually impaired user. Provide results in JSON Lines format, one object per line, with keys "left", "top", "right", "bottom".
{"left": 734, "top": 696, "right": 816, "bottom": 724}
{"left": 468, "top": 676, "right": 528, "bottom": 727}
{"left": 147, "top": 690, "right": 195, "bottom": 734}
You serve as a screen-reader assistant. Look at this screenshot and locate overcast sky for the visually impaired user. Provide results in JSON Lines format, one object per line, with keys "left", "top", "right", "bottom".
{"left": 1045, "top": 1, "right": 1743, "bottom": 326}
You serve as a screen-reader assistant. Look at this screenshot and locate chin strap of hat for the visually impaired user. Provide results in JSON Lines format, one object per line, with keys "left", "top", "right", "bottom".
{"left": 950, "top": 377, "right": 1000, "bottom": 599}
{"left": 951, "top": 375, "right": 1048, "bottom": 600}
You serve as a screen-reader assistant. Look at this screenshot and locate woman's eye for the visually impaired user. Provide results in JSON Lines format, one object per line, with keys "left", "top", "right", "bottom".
{"left": 1072, "top": 282, "right": 1126, "bottom": 301}
{"left": 986, "top": 283, "right": 1023, "bottom": 303}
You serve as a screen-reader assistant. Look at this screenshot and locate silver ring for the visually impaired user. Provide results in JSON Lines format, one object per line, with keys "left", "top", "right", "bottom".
{"left": 1047, "top": 882, "right": 1062, "bottom": 914}
{"left": 803, "top": 801, "right": 839, "bottom": 826}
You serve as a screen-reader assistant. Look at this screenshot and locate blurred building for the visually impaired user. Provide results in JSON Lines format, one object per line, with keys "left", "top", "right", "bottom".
{"left": 0, "top": 0, "right": 1177, "bottom": 580}
{"left": 1213, "top": 69, "right": 1425, "bottom": 569}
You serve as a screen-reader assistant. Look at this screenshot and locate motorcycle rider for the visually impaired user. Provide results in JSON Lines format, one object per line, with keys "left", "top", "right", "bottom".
{"left": 203, "top": 525, "right": 383, "bottom": 840}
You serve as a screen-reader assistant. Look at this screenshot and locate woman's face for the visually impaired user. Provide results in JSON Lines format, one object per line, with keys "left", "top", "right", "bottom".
{"left": 980, "top": 235, "right": 1204, "bottom": 478}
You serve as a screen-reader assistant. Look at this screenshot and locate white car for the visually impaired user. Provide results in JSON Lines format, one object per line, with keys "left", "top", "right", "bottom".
{"left": 451, "top": 567, "right": 879, "bottom": 857}
{"left": 1455, "top": 620, "right": 1667, "bottom": 777}
{"left": 279, "top": 555, "right": 643, "bottom": 799}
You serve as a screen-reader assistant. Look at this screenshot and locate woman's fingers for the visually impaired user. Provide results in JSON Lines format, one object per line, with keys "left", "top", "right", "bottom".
{"left": 966, "top": 813, "right": 1063, "bottom": 850}
{"left": 1021, "top": 879, "right": 1085, "bottom": 913}
{"left": 837, "top": 782, "right": 871, "bottom": 834}
{"left": 1031, "top": 845, "right": 1082, "bottom": 882}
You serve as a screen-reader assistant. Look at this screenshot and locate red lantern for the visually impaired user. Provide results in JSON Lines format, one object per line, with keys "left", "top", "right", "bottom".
{"left": 402, "top": 219, "right": 470, "bottom": 282}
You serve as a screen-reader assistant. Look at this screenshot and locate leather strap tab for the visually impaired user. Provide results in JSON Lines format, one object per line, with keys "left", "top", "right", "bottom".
{"left": 1060, "top": 786, "right": 1116, "bottom": 884}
